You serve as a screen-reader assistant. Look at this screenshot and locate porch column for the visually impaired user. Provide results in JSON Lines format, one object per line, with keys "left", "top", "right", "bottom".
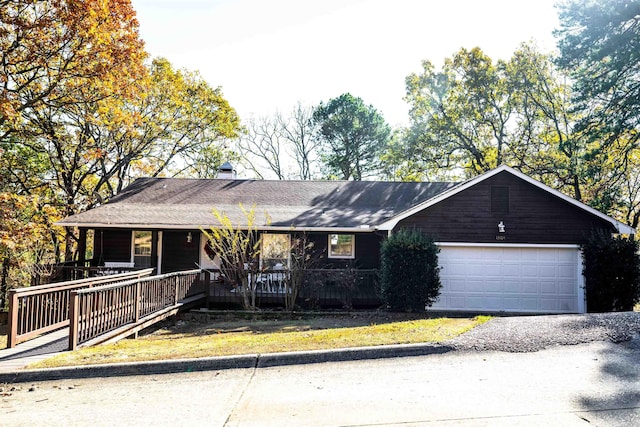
{"left": 151, "top": 231, "right": 159, "bottom": 274}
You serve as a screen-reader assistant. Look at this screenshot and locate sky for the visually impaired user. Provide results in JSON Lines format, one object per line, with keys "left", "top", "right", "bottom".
{"left": 130, "top": 0, "right": 560, "bottom": 127}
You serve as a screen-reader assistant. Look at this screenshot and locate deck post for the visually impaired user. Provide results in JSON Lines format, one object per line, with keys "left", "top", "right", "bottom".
{"left": 174, "top": 277, "right": 179, "bottom": 306}
{"left": 7, "top": 290, "right": 18, "bottom": 348}
{"left": 203, "top": 271, "right": 211, "bottom": 309}
{"left": 134, "top": 281, "right": 141, "bottom": 324}
{"left": 68, "top": 291, "right": 79, "bottom": 351}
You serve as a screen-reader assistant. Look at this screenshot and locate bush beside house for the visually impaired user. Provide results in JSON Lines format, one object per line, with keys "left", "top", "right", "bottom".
{"left": 582, "top": 231, "right": 640, "bottom": 312}
{"left": 379, "top": 229, "right": 441, "bottom": 312}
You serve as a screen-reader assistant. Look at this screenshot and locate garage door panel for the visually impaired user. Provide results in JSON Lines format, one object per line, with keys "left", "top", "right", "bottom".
{"left": 558, "top": 281, "right": 576, "bottom": 295}
{"left": 537, "top": 265, "right": 558, "bottom": 278}
{"left": 521, "top": 265, "right": 538, "bottom": 277}
{"left": 434, "top": 246, "right": 581, "bottom": 314}
{"left": 539, "top": 281, "right": 557, "bottom": 293}
{"left": 446, "top": 279, "right": 467, "bottom": 292}
{"left": 482, "top": 280, "right": 503, "bottom": 292}
{"left": 520, "top": 280, "right": 539, "bottom": 293}
{"left": 484, "top": 263, "right": 502, "bottom": 276}
{"left": 559, "top": 265, "right": 576, "bottom": 278}
{"left": 502, "top": 282, "right": 522, "bottom": 293}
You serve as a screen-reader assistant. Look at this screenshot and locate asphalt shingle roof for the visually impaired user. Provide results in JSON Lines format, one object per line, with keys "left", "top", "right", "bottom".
{"left": 57, "top": 178, "right": 459, "bottom": 230}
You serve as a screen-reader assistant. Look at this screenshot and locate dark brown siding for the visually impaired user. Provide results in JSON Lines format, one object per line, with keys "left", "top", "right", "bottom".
{"left": 162, "top": 230, "right": 200, "bottom": 273}
{"left": 93, "top": 229, "right": 132, "bottom": 264}
{"left": 396, "top": 171, "right": 615, "bottom": 244}
{"left": 303, "top": 232, "right": 383, "bottom": 269}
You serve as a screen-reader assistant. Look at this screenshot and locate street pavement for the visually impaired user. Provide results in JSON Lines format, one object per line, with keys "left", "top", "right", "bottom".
{"left": 2, "top": 338, "right": 639, "bottom": 426}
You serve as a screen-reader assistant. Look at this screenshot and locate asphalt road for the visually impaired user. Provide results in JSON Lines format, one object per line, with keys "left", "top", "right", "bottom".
{"left": 2, "top": 338, "right": 639, "bottom": 426}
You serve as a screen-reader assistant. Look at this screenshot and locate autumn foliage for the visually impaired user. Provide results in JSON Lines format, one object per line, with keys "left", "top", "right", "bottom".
{"left": 0, "top": 1, "right": 240, "bottom": 300}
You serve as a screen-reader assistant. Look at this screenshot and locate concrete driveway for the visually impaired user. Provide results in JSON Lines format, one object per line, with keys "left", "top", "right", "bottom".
{"left": 2, "top": 337, "right": 639, "bottom": 426}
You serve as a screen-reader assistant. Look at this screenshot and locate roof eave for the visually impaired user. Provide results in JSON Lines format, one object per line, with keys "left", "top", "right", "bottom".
{"left": 54, "top": 221, "right": 378, "bottom": 233}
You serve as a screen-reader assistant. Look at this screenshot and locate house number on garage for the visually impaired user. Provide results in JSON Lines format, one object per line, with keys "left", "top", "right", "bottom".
{"left": 495, "top": 235, "right": 506, "bottom": 241}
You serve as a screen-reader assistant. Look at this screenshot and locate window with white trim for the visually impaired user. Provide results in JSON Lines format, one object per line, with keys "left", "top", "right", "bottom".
{"left": 261, "top": 233, "right": 290, "bottom": 269}
{"left": 328, "top": 234, "right": 355, "bottom": 259}
{"left": 133, "top": 230, "right": 152, "bottom": 267}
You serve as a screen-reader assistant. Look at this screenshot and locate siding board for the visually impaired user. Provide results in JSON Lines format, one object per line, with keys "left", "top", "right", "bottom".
{"left": 396, "top": 171, "right": 615, "bottom": 244}
{"left": 162, "top": 230, "right": 200, "bottom": 272}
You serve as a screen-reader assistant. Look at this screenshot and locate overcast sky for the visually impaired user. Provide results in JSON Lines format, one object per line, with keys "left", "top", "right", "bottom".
{"left": 131, "top": 0, "right": 560, "bottom": 127}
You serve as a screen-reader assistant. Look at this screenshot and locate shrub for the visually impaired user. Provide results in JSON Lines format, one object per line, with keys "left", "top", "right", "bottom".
{"left": 582, "top": 231, "right": 640, "bottom": 312}
{"left": 379, "top": 229, "right": 441, "bottom": 312}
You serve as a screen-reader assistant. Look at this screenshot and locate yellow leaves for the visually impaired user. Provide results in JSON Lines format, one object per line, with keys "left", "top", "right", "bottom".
{"left": 0, "top": 192, "right": 63, "bottom": 258}
{"left": 83, "top": 148, "right": 108, "bottom": 161}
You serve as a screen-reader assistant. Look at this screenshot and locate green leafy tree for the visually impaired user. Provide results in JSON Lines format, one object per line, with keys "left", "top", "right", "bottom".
{"left": 555, "top": 0, "right": 640, "bottom": 224}
{"left": 555, "top": 0, "right": 640, "bottom": 150}
{"left": 402, "top": 43, "right": 630, "bottom": 209}
{"left": 312, "top": 93, "right": 390, "bottom": 180}
{"left": 405, "top": 47, "right": 515, "bottom": 176}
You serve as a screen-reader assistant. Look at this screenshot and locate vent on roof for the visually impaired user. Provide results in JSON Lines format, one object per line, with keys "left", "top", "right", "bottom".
{"left": 217, "top": 162, "right": 236, "bottom": 179}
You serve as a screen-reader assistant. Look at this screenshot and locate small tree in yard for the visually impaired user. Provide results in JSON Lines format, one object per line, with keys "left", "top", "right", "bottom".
{"left": 582, "top": 231, "right": 640, "bottom": 312}
{"left": 204, "top": 205, "right": 264, "bottom": 311}
{"left": 379, "top": 229, "right": 441, "bottom": 312}
{"left": 285, "top": 233, "right": 321, "bottom": 311}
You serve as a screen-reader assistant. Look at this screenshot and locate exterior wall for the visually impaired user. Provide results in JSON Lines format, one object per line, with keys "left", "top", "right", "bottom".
{"left": 396, "top": 171, "right": 615, "bottom": 244}
{"left": 304, "top": 232, "right": 383, "bottom": 269}
{"left": 93, "top": 229, "right": 132, "bottom": 264}
{"left": 161, "top": 230, "right": 200, "bottom": 273}
{"left": 197, "top": 230, "right": 384, "bottom": 273}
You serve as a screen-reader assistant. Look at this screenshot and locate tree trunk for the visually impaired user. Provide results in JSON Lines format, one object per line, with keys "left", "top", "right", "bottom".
{"left": 64, "top": 227, "right": 75, "bottom": 262}
{"left": 572, "top": 174, "right": 582, "bottom": 202}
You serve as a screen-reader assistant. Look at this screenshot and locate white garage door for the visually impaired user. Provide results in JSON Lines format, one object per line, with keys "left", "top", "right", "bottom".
{"left": 431, "top": 245, "right": 584, "bottom": 314}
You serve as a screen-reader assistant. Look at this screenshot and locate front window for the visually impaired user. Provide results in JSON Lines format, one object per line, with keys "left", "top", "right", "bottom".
{"left": 133, "top": 230, "right": 152, "bottom": 267}
{"left": 262, "top": 233, "right": 290, "bottom": 269}
{"left": 328, "top": 234, "right": 355, "bottom": 259}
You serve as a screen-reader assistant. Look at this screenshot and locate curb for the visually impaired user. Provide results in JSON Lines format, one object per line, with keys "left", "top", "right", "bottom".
{"left": 0, "top": 343, "right": 452, "bottom": 384}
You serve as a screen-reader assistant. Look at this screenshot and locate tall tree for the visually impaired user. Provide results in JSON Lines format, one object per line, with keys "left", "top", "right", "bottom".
{"left": 506, "top": 43, "right": 588, "bottom": 200}
{"left": 0, "top": 0, "right": 146, "bottom": 142}
{"left": 555, "top": 0, "right": 640, "bottom": 224}
{"left": 278, "top": 102, "right": 319, "bottom": 180}
{"left": 238, "top": 115, "right": 287, "bottom": 180}
{"left": 404, "top": 44, "right": 598, "bottom": 195}
{"left": 404, "top": 47, "right": 515, "bottom": 177}
{"left": 312, "top": 93, "right": 390, "bottom": 180}
{"left": 26, "top": 57, "right": 240, "bottom": 260}
{"left": 555, "top": 0, "right": 640, "bottom": 147}
{"left": 0, "top": 0, "right": 147, "bottom": 266}
{"left": 238, "top": 102, "right": 319, "bottom": 180}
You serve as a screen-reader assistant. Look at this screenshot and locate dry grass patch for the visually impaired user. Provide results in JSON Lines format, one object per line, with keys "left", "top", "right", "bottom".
{"left": 29, "top": 315, "right": 490, "bottom": 369}
{"left": 0, "top": 324, "right": 6, "bottom": 349}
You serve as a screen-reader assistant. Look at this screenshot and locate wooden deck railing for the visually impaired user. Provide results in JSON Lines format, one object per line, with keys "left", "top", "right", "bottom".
{"left": 68, "top": 269, "right": 206, "bottom": 350}
{"left": 6, "top": 269, "right": 155, "bottom": 348}
{"left": 206, "top": 268, "right": 380, "bottom": 309}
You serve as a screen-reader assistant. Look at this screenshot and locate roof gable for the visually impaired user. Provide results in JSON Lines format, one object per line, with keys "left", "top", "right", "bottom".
{"left": 378, "top": 165, "right": 635, "bottom": 235}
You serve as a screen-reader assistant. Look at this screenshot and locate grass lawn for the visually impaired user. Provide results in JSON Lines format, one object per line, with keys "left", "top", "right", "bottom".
{"left": 27, "top": 313, "right": 490, "bottom": 369}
